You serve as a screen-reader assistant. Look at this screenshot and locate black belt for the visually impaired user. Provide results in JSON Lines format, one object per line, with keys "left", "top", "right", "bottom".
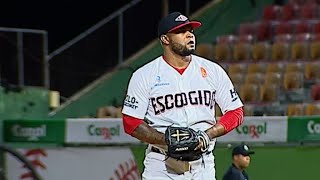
{"left": 151, "top": 146, "right": 212, "bottom": 155}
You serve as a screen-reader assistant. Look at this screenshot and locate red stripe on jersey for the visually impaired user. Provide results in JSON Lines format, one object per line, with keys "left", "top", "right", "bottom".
{"left": 174, "top": 67, "right": 186, "bottom": 75}
{"left": 122, "top": 114, "right": 144, "bottom": 135}
{"left": 162, "top": 55, "right": 188, "bottom": 75}
{"left": 216, "top": 107, "right": 244, "bottom": 134}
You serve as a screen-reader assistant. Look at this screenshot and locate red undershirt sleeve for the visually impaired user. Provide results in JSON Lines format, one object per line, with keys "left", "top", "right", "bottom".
{"left": 216, "top": 107, "right": 244, "bottom": 134}
{"left": 122, "top": 114, "right": 144, "bottom": 135}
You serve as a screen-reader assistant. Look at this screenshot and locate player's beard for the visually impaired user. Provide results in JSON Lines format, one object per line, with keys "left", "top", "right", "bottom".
{"left": 170, "top": 41, "right": 195, "bottom": 56}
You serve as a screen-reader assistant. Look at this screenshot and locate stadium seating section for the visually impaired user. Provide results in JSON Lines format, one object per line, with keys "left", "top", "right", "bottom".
{"left": 192, "top": 0, "right": 320, "bottom": 116}
{"left": 95, "top": 0, "right": 320, "bottom": 117}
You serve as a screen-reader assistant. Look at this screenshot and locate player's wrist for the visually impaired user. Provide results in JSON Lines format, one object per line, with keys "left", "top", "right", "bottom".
{"left": 205, "top": 124, "right": 225, "bottom": 139}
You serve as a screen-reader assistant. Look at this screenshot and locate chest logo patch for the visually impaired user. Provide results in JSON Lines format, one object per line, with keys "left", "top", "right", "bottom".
{"left": 152, "top": 75, "right": 170, "bottom": 89}
{"left": 200, "top": 67, "right": 207, "bottom": 78}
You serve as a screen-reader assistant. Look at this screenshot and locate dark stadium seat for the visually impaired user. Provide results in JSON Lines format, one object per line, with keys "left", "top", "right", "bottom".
{"left": 294, "top": 21, "right": 310, "bottom": 34}
{"left": 287, "top": 103, "right": 305, "bottom": 116}
{"left": 304, "top": 62, "right": 320, "bottom": 81}
{"left": 255, "top": 21, "right": 272, "bottom": 41}
{"left": 228, "top": 63, "right": 248, "bottom": 74}
{"left": 273, "top": 21, "right": 293, "bottom": 35}
{"left": 245, "top": 73, "right": 265, "bottom": 85}
{"left": 288, "top": 0, "right": 303, "bottom": 6}
{"left": 298, "top": 3, "right": 318, "bottom": 20}
{"left": 260, "top": 84, "right": 279, "bottom": 102}
{"left": 240, "top": 83, "right": 260, "bottom": 103}
{"left": 247, "top": 63, "right": 267, "bottom": 74}
{"left": 285, "top": 62, "right": 304, "bottom": 73}
{"left": 195, "top": 43, "right": 214, "bottom": 59}
{"left": 233, "top": 42, "right": 251, "bottom": 61}
{"left": 262, "top": 5, "right": 280, "bottom": 21}
{"left": 291, "top": 33, "right": 311, "bottom": 60}
{"left": 280, "top": 4, "right": 295, "bottom": 21}
{"left": 310, "top": 20, "right": 320, "bottom": 34}
{"left": 264, "top": 72, "right": 283, "bottom": 86}
{"left": 310, "top": 41, "right": 320, "bottom": 59}
{"left": 214, "top": 43, "right": 232, "bottom": 61}
{"left": 283, "top": 71, "right": 304, "bottom": 90}
{"left": 252, "top": 42, "right": 271, "bottom": 61}
{"left": 305, "top": 103, "right": 320, "bottom": 115}
{"left": 271, "top": 42, "right": 290, "bottom": 61}
{"left": 291, "top": 41, "right": 309, "bottom": 60}
{"left": 266, "top": 62, "right": 285, "bottom": 74}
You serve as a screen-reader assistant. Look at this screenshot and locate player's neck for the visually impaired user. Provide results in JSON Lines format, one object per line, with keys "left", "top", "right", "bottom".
{"left": 232, "top": 163, "right": 245, "bottom": 171}
{"left": 163, "top": 51, "right": 191, "bottom": 68}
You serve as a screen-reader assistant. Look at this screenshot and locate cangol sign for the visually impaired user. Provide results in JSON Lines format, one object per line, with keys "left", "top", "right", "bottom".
{"left": 307, "top": 120, "right": 320, "bottom": 134}
{"left": 87, "top": 124, "right": 120, "bottom": 139}
{"left": 12, "top": 124, "right": 47, "bottom": 141}
{"left": 236, "top": 122, "right": 267, "bottom": 138}
{"left": 4, "top": 119, "right": 65, "bottom": 144}
{"left": 218, "top": 116, "right": 287, "bottom": 142}
{"left": 65, "top": 118, "right": 140, "bottom": 144}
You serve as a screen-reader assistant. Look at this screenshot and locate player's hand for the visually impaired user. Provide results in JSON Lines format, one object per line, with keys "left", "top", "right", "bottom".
{"left": 194, "top": 130, "right": 210, "bottom": 152}
{"left": 194, "top": 140, "right": 203, "bottom": 151}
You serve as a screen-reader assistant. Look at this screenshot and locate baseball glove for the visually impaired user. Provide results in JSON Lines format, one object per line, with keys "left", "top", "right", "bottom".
{"left": 165, "top": 126, "right": 210, "bottom": 161}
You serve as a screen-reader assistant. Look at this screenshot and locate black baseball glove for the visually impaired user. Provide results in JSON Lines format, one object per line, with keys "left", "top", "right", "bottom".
{"left": 164, "top": 126, "right": 210, "bottom": 161}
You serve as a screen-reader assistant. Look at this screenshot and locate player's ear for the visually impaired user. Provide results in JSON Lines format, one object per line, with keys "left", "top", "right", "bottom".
{"left": 160, "top": 35, "right": 169, "bottom": 45}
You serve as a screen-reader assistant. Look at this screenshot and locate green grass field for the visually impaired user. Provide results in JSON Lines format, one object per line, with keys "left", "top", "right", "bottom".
{"left": 131, "top": 145, "right": 320, "bottom": 180}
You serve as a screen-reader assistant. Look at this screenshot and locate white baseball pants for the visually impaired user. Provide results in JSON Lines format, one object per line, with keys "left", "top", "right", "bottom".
{"left": 142, "top": 147, "right": 216, "bottom": 180}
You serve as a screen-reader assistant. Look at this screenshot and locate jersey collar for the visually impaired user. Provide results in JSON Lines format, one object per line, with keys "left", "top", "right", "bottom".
{"left": 161, "top": 55, "right": 191, "bottom": 75}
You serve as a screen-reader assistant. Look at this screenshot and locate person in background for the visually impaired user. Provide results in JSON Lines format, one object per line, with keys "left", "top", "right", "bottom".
{"left": 222, "top": 144, "right": 255, "bottom": 180}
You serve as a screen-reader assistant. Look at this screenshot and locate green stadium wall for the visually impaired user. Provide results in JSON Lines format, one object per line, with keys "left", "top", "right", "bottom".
{"left": 0, "top": 86, "right": 49, "bottom": 143}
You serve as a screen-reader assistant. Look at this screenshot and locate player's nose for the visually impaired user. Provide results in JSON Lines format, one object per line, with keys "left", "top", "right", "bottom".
{"left": 186, "top": 31, "right": 194, "bottom": 38}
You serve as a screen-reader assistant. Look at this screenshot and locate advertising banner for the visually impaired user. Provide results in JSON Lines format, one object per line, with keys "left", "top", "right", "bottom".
{"left": 3, "top": 119, "right": 65, "bottom": 144}
{"left": 288, "top": 116, "right": 320, "bottom": 142}
{"left": 65, "top": 118, "right": 140, "bottom": 144}
{"left": 5, "top": 147, "right": 140, "bottom": 180}
{"left": 218, "top": 116, "right": 287, "bottom": 143}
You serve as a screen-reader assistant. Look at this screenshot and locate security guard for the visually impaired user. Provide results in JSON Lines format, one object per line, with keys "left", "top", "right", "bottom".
{"left": 222, "top": 144, "right": 255, "bottom": 180}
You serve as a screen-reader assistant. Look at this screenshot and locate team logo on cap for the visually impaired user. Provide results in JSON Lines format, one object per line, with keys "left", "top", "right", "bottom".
{"left": 175, "top": 15, "right": 188, "bottom": 22}
{"left": 244, "top": 145, "right": 249, "bottom": 151}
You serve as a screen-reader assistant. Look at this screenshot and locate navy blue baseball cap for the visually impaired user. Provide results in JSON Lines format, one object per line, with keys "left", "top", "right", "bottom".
{"left": 232, "top": 144, "right": 255, "bottom": 156}
{"left": 158, "top": 12, "right": 201, "bottom": 37}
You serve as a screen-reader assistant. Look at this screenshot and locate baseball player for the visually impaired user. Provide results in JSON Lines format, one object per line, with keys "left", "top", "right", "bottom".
{"left": 122, "top": 12, "right": 244, "bottom": 180}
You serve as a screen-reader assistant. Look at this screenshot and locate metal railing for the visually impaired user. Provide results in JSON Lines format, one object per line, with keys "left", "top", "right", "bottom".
{"left": 0, "top": 27, "right": 48, "bottom": 88}
{"left": 48, "top": 0, "right": 142, "bottom": 64}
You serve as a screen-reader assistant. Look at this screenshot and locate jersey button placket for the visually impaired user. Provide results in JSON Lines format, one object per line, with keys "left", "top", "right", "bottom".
{"left": 179, "top": 76, "right": 189, "bottom": 127}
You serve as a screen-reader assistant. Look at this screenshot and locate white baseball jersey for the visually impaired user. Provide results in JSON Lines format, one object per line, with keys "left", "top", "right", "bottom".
{"left": 122, "top": 54, "right": 243, "bottom": 133}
